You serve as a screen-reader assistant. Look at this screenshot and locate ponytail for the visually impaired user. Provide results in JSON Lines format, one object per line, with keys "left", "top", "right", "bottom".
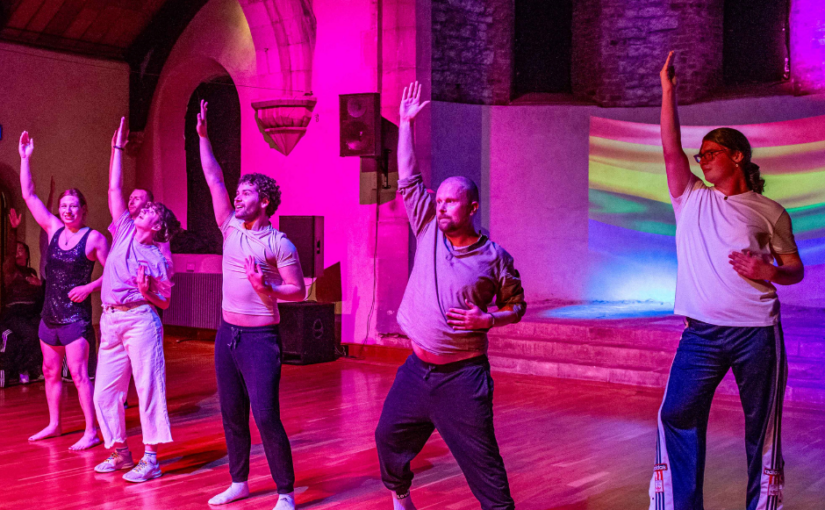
{"left": 742, "top": 161, "right": 765, "bottom": 194}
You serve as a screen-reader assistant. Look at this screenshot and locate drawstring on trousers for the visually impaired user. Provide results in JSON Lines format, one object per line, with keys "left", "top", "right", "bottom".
{"left": 229, "top": 328, "right": 241, "bottom": 350}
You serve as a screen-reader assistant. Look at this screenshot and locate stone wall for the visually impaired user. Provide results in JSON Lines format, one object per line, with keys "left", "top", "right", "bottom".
{"left": 791, "top": 0, "right": 825, "bottom": 94}
{"left": 572, "top": 0, "right": 724, "bottom": 107}
{"left": 431, "top": 0, "right": 513, "bottom": 104}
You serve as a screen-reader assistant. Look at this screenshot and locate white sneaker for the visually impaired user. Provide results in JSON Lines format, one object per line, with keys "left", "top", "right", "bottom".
{"left": 95, "top": 450, "right": 135, "bottom": 473}
{"left": 122, "top": 458, "right": 162, "bottom": 483}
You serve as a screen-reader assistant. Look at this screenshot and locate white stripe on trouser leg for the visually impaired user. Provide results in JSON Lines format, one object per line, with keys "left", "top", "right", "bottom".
{"left": 755, "top": 323, "right": 787, "bottom": 510}
{"left": 649, "top": 373, "right": 675, "bottom": 510}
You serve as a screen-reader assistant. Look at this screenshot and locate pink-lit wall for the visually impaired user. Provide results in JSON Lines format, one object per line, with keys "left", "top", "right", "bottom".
{"left": 432, "top": 94, "right": 825, "bottom": 308}
{"left": 0, "top": 42, "right": 130, "bottom": 322}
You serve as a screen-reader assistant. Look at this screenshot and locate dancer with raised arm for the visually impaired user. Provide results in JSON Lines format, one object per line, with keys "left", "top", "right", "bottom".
{"left": 92, "top": 118, "right": 179, "bottom": 482}
{"left": 374, "top": 82, "right": 525, "bottom": 510}
{"left": 19, "top": 132, "right": 109, "bottom": 451}
{"left": 648, "top": 52, "right": 804, "bottom": 510}
{"left": 196, "top": 100, "right": 306, "bottom": 509}
{"left": 126, "top": 188, "right": 173, "bottom": 275}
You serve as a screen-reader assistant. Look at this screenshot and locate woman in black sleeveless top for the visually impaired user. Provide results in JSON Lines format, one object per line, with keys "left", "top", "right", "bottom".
{"left": 19, "top": 132, "right": 110, "bottom": 451}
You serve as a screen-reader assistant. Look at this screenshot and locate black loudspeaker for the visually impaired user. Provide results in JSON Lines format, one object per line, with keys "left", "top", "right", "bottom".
{"left": 340, "top": 93, "right": 381, "bottom": 157}
{"left": 279, "top": 216, "right": 324, "bottom": 278}
{"left": 279, "top": 302, "right": 337, "bottom": 365}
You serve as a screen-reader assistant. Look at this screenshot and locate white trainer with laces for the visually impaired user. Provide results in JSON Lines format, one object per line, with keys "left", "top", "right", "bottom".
{"left": 123, "top": 458, "right": 162, "bottom": 483}
{"left": 94, "top": 450, "right": 135, "bottom": 473}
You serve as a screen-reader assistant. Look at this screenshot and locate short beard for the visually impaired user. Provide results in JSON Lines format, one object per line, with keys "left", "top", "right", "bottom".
{"left": 236, "top": 205, "right": 264, "bottom": 222}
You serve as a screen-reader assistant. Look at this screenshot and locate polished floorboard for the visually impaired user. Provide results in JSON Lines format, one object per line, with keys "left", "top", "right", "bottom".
{"left": 1, "top": 334, "right": 824, "bottom": 510}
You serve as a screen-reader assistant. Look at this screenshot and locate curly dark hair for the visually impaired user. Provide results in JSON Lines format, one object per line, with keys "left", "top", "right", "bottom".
{"left": 703, "top": 127, "right": 765, "bottom": 194}
{"left": 238, "top": 173, "right": 281, "bottom": 217}
{"left": 144, "top": 202, "right": 181, "bottom": 243}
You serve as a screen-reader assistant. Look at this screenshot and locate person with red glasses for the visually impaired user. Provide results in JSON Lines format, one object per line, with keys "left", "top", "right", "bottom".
{"left": 648, "top": 52, "right": 805, "bottom": 510}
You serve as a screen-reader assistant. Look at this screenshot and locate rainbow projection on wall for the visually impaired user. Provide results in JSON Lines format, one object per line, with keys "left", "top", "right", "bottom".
{"left": 588, "top": 115, "right": 825, "bottom": 304}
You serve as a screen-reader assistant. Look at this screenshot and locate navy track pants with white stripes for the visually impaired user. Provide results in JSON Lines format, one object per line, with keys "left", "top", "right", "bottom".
{"left": 649, "top": 318, "right": 787, "bottom": 510}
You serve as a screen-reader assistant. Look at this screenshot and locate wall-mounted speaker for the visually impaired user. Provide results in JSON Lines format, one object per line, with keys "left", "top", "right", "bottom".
{"left": 279, "top": 216, "right": 324, "bottom": 278}
{"left": 339, "top": 93, "right": 381, "bottom": 157}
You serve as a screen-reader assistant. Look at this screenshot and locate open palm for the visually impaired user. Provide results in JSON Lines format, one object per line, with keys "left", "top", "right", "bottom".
{"left": 399, "top": 81, "right": 430, "bottom": 122}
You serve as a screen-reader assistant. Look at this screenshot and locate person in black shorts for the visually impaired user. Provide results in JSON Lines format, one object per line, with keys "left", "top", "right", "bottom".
{"left": 19, "top": 131, "right": 110, "bottom": 451}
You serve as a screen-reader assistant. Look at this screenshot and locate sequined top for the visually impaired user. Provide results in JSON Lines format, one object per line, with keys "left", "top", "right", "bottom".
{"left": 42, "top": 227, "right": 95, "bottom": 325}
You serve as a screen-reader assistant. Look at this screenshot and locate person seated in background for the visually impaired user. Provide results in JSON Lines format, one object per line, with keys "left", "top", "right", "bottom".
{"left": 0, "top": 239, "right": 45, "bottom": 386}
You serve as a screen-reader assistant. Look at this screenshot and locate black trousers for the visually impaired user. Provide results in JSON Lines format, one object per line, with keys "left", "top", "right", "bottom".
{"left": 0, "top": 305, "right": 43, "bottom": 384}
{"left": 215, "top": 319, "right": 295, "bottom": 493}
{"left": 375, "top": 353, "right": 514, "bottom": 510}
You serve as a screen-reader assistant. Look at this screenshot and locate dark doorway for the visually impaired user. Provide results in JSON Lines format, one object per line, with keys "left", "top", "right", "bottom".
{"left": 175, "top": 76, "right": 241, "bottom": 254}
{"left": 513, "top": 0, "right": 573, "bottom": 97}
{"left": 723, "top": 0, "right": 789, "bottom": 85}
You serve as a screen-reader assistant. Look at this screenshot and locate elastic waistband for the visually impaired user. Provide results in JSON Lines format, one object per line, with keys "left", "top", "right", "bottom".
{"left": 686, "top": 317, "right": 779, "bottom": 330}
{"left": 220, "top": 318, "right": 279, "bottom": 332}
{"left": 410, "top": 352, "right": 488, "bottom": 372}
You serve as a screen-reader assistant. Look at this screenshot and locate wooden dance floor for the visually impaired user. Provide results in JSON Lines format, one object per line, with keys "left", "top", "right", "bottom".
{"left": 2, "top": 331, "right": 825, "bottom": 510}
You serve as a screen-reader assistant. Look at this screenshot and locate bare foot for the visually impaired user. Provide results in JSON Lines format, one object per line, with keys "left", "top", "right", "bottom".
{"left": 69, "top": 431, "right": 102, "bottom": 451}
{"left": 29, "top": 424, "right": 62, "bottom": 442}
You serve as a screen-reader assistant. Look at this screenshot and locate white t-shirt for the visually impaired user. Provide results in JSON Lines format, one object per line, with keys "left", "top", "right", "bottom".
{"left": 220, "top": 213, "right": 300, "bottom": 320}
{"left": 672, "top": 175, "right": 798, "bottom": 327}
{"left": 102, "top": 211, "right": 172, "bottom": 306}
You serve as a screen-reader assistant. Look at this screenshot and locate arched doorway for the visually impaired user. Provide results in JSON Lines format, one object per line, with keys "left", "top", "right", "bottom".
{"left": 172, "top": 76, "right": 241, "bottom": 254}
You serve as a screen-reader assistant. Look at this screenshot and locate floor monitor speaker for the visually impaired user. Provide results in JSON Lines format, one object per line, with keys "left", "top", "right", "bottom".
{"left": 279, "top": 302, "right": 337, "bottom": 365}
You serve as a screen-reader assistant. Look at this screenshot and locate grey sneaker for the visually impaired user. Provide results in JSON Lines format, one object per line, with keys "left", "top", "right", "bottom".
{"left": 122, "top": 458, "right": 162, "bottom": 483}
{"left": 94, "top": 450, "right": 135, "bottom": 473}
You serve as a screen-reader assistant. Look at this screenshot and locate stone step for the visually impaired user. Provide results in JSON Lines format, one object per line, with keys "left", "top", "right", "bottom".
{"left": 489, "top": 356, "right": 825, "bottom": 408}
{"left": 488, "top": 336, "right": 825, "bottom": 381}
{"left": 492, "top": 324, "right": 825, "bottom": 360}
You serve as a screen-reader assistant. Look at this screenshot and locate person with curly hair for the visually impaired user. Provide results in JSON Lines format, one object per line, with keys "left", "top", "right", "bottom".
{"left": 197, "top": 100, "right": 306, "bottom": 510}
{"left": 648, "top": 52, "right": 804, "bottom": 510}
{"left": 92, "top": 118, "right": 180, "bottom": 483}
{"left": 125, "top": 187, "right": 173, "bottom": 275}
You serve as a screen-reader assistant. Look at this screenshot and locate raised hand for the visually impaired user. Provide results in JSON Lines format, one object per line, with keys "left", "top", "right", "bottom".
{"left": 9, "top": 208, "right": 22, "bottom": 229}
{"left": 68, "top": 283, "right": 92, "bottom": 303}
{"left": 446, "top": 299, "right": 494, "bottom": 331}
{"left": 660, "top": 51, "right": 677, "bottom": 90}
{"left": 19, "top": 132, "right": 34, "bottom": 159}
{"left": 729, "top": 250, "right": 777, "bottom": 281}
{"left": 399, "top": 82, "right": 430, "bottom": 123}
{"left": 112, "top": 117, "right": 129, "bottom": 149}
{"left": 244, "top": 256, "right": 267, "bottom": 293}
{"left": 196, "top": 100, "right": 209, "bottom": 138}
{"left": 136, "top": 265, "right": 151, "bottom": 295}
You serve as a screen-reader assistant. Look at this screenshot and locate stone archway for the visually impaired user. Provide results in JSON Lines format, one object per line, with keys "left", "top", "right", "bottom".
{"left": 238, "top": 0, "right": 318, "bottom": 155}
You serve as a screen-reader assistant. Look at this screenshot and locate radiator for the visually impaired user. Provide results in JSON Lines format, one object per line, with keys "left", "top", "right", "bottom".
{"left": 162, "top": 273, "right": 223, "bottom": 330}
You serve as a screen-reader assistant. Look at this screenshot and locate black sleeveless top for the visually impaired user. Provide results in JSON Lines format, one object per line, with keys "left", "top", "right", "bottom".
{"left": 43, "top": 227, "right": 96, "bottom": 325}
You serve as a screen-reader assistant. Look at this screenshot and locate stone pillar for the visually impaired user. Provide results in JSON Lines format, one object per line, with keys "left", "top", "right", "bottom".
{"left": 572, "top": 0, "right": 724, "bottom": 107}
{"left": 431, "top": 0, "right": 514, "bottom": 105}
{"left": 791, "top": 0, "right": 825, "bottom": 94}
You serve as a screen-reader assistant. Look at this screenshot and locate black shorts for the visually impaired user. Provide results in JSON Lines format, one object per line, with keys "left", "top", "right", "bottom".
{"left": 38, "top": 319, "right": 95, "bottom": 348}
